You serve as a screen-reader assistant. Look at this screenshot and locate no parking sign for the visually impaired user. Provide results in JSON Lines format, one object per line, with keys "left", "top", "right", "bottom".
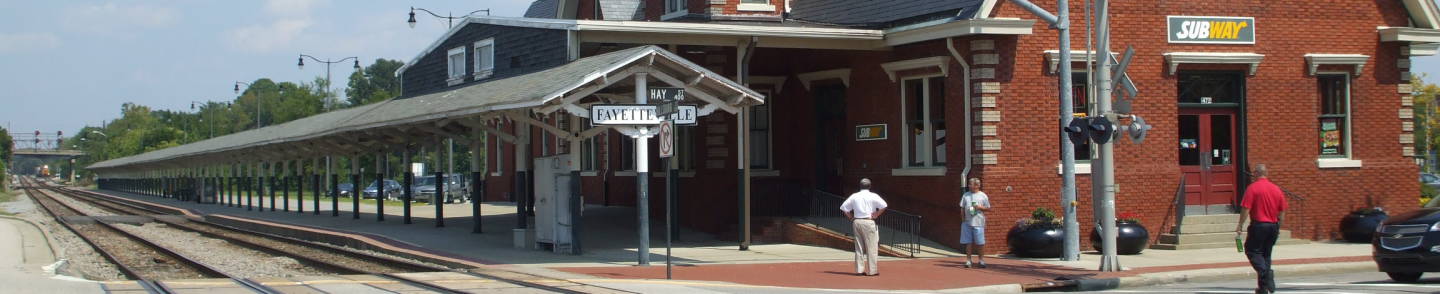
{"left": 658, "top": 121, "right": 674, "bottom": 158}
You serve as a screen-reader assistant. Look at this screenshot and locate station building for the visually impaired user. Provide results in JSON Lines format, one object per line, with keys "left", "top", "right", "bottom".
{"left": 92, "top": 0, "right": 1440, "bottom": 254}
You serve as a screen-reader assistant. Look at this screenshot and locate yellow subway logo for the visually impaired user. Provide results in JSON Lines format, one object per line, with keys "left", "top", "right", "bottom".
{"left": 1168, "top": 16, "right": 1255, "bottom": 44}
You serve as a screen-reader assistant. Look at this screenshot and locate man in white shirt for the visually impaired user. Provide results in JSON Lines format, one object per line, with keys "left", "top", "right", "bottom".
{"left": 840, "top": 178, "right": 887, "bottom": 276}
{"left": 960, "top": 178, "right": 991, "bottom": 268}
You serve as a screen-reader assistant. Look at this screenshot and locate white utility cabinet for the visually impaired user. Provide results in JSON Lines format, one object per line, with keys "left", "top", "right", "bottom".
{"left": 533, "top": 155, "right": 575, "bottom": 253}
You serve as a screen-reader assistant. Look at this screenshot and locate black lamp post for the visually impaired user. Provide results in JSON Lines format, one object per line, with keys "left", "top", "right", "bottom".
{"left": 298, "top": 54, "right": 360, "bottom": 109}
{"left": 408, "top": 7, "right": 490, "bottom": 28}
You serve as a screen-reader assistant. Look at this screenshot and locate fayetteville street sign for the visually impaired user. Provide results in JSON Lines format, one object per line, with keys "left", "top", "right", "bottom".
{"left": 590, "top": 104, "right": 698, "bottom": 126}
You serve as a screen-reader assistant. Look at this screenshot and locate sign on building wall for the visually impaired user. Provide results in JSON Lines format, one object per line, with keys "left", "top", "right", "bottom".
{"left": 1167, "top": 16, "right": 1255, "bottom": 44}
{"left": 856, "top": 124, "right": 887, "bottom": 141}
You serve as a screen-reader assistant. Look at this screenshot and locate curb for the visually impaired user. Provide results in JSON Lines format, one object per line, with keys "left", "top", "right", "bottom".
{"left": 0, "top": 205, "right": 62, "bottom": 263}
{"left": 1079, "top": 261, "right": 1377, "bottom": 291}
{"left": 938, "top": 283, "right": 1025, "bottom": 293}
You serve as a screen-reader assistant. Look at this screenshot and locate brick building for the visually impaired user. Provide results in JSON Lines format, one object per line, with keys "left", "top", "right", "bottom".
{"left": 415, "top": 0, "right": 1439, "bottom": 251}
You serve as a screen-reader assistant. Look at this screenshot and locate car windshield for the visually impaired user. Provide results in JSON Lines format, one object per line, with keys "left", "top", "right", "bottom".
{"left": 416, "top": 177, "right": 436, "bottom": 186}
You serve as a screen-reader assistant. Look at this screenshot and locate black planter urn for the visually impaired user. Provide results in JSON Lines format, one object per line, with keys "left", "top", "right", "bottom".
{"left": 1339, "top": 211, "right": 1388, "bottom": 243}
{"left": 1090, "top": 221, "right": 1150, "bottom": 255}
{"left": 1008, "top": 224, "right": 1064, "bottom": 258}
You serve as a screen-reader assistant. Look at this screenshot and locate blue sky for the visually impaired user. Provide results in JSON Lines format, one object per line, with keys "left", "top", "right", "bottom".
{"left": 1, "top": 0, "right": 1439, "bottom": 137}
{"left": 0, "top": 0, "right": 534, "bottom": 136}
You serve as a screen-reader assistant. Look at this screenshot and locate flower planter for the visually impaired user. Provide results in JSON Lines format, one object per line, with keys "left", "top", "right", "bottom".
{"left": 1008, "top": 224, "right": 1064, "bottom": 258}
{"left": 1339, "top": 211, "right": 1388, "bottom": 243}
{"left": 1090, "top": 221, "right": 1150, "bottom": 255}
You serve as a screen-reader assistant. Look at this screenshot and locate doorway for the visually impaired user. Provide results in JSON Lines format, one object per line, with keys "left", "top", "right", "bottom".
{"left": 1176, "top": 71, "right": 1246, "bottom": 215}
{"left": 813, "top": 84, "right": 847, "bottom": 195}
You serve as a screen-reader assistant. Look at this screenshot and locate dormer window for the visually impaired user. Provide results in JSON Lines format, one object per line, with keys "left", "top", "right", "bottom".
{"left": 473, "top": 38, "right": 495, "bottom": 80}
{"left": 446, "top": 47, "right": 466, "bottom": 85}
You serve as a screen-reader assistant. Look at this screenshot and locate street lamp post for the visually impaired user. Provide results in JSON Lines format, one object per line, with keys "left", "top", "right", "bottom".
{"left": 408, "top": 7, "right": 490, "bottom": 28}
{"left": 236, "top": 82, "right": 286, "bottom": 129}
{"left": 298, "top": 54, "right": 360, "bottom": 109}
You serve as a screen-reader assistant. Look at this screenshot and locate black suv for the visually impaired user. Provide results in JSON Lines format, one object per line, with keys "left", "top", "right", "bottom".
{"left": 1373, "top": 207, "right": 1440, "bottom": 282}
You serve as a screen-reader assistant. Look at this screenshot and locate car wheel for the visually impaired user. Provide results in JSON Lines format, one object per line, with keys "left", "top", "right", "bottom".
{"left": 1387, "top": 272, "right": 1423, "bottom": 283}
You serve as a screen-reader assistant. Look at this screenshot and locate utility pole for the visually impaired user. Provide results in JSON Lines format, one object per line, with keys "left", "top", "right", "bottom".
{"left": 1093, "top": 0, "right": 1121, "bottom": 272}
{"left": 1008, "top": 0, "right": 1081, "bottom": 261}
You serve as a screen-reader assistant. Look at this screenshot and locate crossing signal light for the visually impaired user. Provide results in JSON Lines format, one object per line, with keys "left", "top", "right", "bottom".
{"left": 1065, "top": 117, "right": 1090, "bottom": 146}
{"left": 1089, "top": 116, "right": 1115, "bottom": 144}
{"left": 1127, "top": 115, "right": 1152, "bottom": 144}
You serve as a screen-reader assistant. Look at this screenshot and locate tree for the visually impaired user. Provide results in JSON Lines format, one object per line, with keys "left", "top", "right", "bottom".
{"left": 1415, "top": 74, "right": 1440, "bottom": 173}
{"left": 346, "top": 59, "right": 405, "bottom": 106}
{"left": 0, "top": 126, "right": 12, "bottom": 164}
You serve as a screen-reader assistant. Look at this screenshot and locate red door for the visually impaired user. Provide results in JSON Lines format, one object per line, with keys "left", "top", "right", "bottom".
{"left": 1178, "top": 108, "right": 1238, "bottom": 214}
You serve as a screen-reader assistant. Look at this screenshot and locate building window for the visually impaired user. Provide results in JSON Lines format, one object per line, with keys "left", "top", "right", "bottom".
{"left": 749, "top": 90, "right": 772, "bottom": 169}
{"left": 490, "top": 133, "right": 504, "bottom": 176}
{"left": 902, "top": 76, "right": 946, "bottom": 168}
{"left": 677, "top": 126, "right": 695, "bottom": 171}
{"left": 1069, "top": 72, "right": 1093, "bottom": 163}
{"left": 446, "top": 47, "right": 466, "bottom": 85}
{"left": 663, "top": 0, "right": 687, "bottom": 18}
{"left": 581, "top": 136, "right": 597, "bottom": 171}
{"left": 1318, "top": 74, "right": 1350, "bottom": 158}
{"left": 741, "top": 0, "right": 769, "bottom": 3}
{"left": 473, "top": 38, "right": 494, "bottom": 80}
{"left": 618, "top": 133, "right": 636, "bottom": 171}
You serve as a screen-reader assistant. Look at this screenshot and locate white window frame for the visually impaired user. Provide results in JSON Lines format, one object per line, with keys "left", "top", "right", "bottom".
{"left": 473, "top": 38, "right": 495, "bottom": 80}
{"left": 749, "top": 89, "right": 775, "bottom": 173}
{"left": 893, "top": 74, "right": 947, "bottom": 176}
{"left": 1057, "top": 70, "right": 1095, "bottom": 175}
{"left": 737, "top": 0, "right": 776, "bottom": 12}
{"left": 1316, "top": 71, "right": 1363, "bottom": 168}
{"left": 614, "top": 132, "right": 638, "bottom": 176}
{"left": 661, "top": 0, "right": 688, "bottom": 20}
{"left": 446, "top": 47, "right": 467, "bottom": 85}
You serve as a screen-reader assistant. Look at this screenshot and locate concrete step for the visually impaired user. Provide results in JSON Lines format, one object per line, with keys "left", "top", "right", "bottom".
{"left": 1159, "top": 230, "right": 1292, "bottom": 244}
{"left": 1172, "top": 223, "right": 1242, "bottom": 234}
{"left": 1150, "top": 238, "right": 1309, "bottom": 250}
{"left": 1181, "top": 214, "right": 1242, "bottom": 225}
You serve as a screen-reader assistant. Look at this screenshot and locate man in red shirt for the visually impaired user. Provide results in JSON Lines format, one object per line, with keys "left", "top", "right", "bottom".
{"left": 1236, "top": 164, "right": 1288, "bottom": 294}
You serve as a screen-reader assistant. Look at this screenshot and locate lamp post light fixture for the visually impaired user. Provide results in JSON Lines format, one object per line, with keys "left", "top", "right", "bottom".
{"left": 298, "top": 54, "right": 360, "bottom": 110}
{"left": 408, "top": 7, "right": 490, "bottom": 29}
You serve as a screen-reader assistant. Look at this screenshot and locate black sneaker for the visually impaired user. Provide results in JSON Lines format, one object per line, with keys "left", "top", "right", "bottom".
{"left": 978, "top": 262, "right": 988, "bottom": 268}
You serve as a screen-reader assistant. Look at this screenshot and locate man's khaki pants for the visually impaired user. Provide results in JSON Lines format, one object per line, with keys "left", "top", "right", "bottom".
{"left": 852, "top": 219, "right": 880, "bottom": 275}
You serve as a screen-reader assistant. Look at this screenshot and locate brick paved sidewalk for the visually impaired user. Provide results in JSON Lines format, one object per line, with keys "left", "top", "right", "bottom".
{"left": 557, "top": 255, "right": 1374, "bottom": 291}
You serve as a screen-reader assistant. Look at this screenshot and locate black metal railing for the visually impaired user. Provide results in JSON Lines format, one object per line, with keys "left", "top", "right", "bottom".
{"left": 1278, "top": 186, "right": 1307, "bottom": 238}
{"left": 1167, "top": 176, "right": 1187, "bottom": 235}
{"left": 805, "top": 189, "right": 923, "bottom": 257}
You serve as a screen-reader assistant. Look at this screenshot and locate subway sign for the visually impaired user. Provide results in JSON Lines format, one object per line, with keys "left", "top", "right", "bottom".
{"left": 1167, "top": 16, "right": 1255, "bottom": 44}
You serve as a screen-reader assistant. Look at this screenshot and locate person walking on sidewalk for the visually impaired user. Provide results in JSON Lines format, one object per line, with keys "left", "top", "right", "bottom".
{"left": 1236, "top": 164, "right": 1288, "bottom": 294}
{"left": 841, "top": 178, "right": 887, "bottom": 276}
{"left": 960, "top": 178, "right": 991, "bottom": 268}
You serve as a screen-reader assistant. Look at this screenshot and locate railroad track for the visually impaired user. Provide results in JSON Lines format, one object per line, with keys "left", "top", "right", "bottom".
{"left": 28, "top": 179, "right": 592, "bottom": 294}
{"left": 20, "top": 178, "right": 283, "bottom": 294}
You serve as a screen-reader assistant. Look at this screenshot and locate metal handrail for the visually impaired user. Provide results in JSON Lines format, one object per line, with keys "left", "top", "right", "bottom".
{"left": 1169, "top": 176, "right": 1187, "bottom": 235}
{"left": 806, "top": 189, "right": 923, "bottom": 257}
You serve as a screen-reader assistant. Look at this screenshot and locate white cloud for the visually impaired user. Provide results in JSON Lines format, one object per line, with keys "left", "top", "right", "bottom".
{"left": 62, "top": 2, "right": 179, "bottom": 35}
{"left": 0, "top": 32, "right": 61, "bottom": 53}
{"left": 225, "top": 19, "right": 313, "bottom": 52}
{"left": 265, "top": 0, "right": 328, "bottom": 16}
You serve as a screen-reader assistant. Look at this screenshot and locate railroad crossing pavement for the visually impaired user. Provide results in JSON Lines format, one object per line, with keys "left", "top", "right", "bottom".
{"left": 0, "top": 214, "right": 104, "bottom": 292}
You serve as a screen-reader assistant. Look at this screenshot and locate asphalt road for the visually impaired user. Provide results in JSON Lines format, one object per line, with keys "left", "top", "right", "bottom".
{"left": 1093, "top": 271, "right": 1440, "bottom": 294}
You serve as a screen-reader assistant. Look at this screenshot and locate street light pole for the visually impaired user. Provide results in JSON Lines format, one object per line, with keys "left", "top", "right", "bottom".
{"left": 298, "top": 54, "right": 360, "bottom": 109}
{"left": 408, "top": 7, "right": 490, "bottom": 28}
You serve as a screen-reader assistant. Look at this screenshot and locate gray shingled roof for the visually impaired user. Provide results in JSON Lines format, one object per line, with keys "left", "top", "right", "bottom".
{"left": 89, "top": 45, "right": 765, "bottom": 171}
{"left": 524, "top": 0, "right": 559, "bottom": 18}
{"left": 599, "top": 0, "right": 643, "bottom": 21}
{"left": 790, "top": 0, "right": 984, "bottom": 27}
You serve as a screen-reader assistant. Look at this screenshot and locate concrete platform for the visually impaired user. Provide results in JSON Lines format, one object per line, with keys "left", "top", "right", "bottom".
{"left": 95, "top": 189, "right": 872, "bottom": 269}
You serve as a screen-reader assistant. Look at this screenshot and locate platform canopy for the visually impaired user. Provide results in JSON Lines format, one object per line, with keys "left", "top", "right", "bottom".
{"left": 88, "top": 45, "right": 764, "bottom": 175}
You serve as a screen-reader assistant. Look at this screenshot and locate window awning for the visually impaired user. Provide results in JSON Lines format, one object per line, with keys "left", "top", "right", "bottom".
{"left": 90, "top": 45, "right": 764, "bottom": 172}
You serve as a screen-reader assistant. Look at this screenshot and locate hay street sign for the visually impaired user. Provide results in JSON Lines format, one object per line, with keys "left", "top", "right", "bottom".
{"left": 590, "top": 104, "right": 697, "bottom": 126}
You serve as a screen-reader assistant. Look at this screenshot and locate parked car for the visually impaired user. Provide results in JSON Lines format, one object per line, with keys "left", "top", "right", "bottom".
{"left": 411, "top": 175, "right": 469, "bottom": 203}
{"left": 1421, "top": 173, "right": 1440, "bottom": 191}
{"left": 1372, "top": 207, "right": 1440, "bottom": 282}
{"left": 361, "top": 180, "right": 403, "bottom": 200}
{"left": 335, "top": 183, "right": 354, "bottom": 198}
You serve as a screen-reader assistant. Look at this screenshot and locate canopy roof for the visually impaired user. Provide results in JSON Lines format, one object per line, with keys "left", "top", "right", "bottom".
{"left": 90, "top": 45, "right": 763, "bottom": 173}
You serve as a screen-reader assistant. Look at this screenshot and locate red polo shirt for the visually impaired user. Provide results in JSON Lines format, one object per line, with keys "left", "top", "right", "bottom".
{"left": 1241, "top": 178, "right": 1288, "bottom": 223}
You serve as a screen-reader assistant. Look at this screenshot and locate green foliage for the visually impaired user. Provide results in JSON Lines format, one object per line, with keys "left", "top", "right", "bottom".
{"left": 0, "top": 126, "right": 12, "bottom": 163}
{"left": 1031, "top": 207, "right": 1057, "bottom": 221}
{"left": 346, "top": 59, "right": 404, "bottom": 106}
